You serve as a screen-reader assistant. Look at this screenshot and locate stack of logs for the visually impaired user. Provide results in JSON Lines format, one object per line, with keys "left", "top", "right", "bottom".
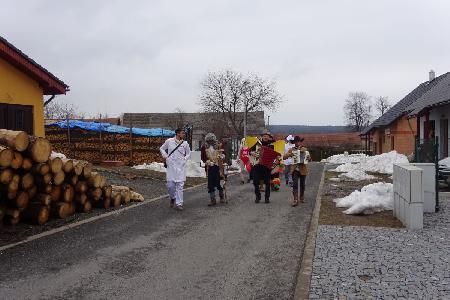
{"left": 0, "top": 129, "right": 139, "bottom": 226}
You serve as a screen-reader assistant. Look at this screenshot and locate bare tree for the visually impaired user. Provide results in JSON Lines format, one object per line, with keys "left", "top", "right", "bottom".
{"left": 44, "top": 99, "right": 82, "bottom": 119}
{"left": 198, "top": 69, "right": 282, "bottom": 137}
{"left": 344, "top": 92, "right": 372, "bottom": 132}
{"left": 374, "top": 96, "right": 391, "bottom": 117}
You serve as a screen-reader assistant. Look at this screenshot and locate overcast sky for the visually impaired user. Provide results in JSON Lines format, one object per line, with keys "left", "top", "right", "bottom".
{"left": 2, "top": 0, "right": 450, "bottom": 125}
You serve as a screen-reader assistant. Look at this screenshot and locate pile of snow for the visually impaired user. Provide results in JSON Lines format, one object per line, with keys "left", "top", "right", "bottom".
{"left": 360, "top": 151, "right": 409, "bottom": 174}
{"left": 325, "top": 153, "right": 368, "bottom": 165}
{"left": 133, "top": 160, "right": 206, "bottom": 178}
{"left": 330, "top": 151, "right": 409, "bottom": 175}
{"left": 333, "top": 182, "right": 393, "bottom": 215}
{"left": 186, "top": 160, "right": 206, "bottom": 178}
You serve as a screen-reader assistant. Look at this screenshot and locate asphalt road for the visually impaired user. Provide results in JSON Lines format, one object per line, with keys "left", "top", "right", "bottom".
{"left": 0, "top": 163, "right": 323, "bottom": 300}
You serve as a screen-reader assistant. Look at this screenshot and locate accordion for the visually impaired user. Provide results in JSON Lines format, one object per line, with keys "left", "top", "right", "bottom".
{"left": 292, "top": 149, "right": 308, "bottom": 165}
{"left": 259, "top": 146, "right": 280, "bottom": 169}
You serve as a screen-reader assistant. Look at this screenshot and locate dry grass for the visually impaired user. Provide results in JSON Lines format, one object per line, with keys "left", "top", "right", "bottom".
{"left": 319, "top": 169, "right": 403, "bottom": 228}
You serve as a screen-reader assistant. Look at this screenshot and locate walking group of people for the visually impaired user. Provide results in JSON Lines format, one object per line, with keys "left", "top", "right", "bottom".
{"left": 160, "top": 128, "right": 311, "bottom": 210}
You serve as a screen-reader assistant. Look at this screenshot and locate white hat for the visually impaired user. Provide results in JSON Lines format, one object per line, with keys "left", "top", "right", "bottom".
{"left": 286, "top": 135, "right": 294, "bottom": 141}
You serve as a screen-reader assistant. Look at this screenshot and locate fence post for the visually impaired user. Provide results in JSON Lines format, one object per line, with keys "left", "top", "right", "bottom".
{"left": 435, "top": 136, "right": 439, "bottom": 212}
{"left": 129, "top": 115, "right": 133, "bottom": 165}
{"left": 99, "top": 125, "right": 103, "bottom": 163}
{"left": 66, "top": 115, "right": 71, "bottom": 158}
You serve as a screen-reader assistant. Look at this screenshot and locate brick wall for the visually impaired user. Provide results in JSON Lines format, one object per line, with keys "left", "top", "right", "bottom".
{"left": 369, "top": 116, "right": 416, "bottom": 156}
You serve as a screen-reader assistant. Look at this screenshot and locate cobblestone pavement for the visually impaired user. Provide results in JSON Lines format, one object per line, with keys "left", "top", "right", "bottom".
{"left": 310, "top": 194, "right": 450, "bottom": 299}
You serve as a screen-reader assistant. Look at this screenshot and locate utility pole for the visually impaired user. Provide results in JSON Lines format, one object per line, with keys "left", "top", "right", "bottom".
{"left": 243, "top": 80, "right": 249, "bottom": 138}
{"left": 267, "top": 115, "right": 270, "bottom": 127}
{"left": 244, "top": 106, "right": 247, "bottom": 138}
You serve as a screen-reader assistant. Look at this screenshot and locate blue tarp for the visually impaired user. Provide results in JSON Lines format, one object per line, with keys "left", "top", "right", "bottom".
{"left": 46, "top": 120, "right": 175, "bottom": 137}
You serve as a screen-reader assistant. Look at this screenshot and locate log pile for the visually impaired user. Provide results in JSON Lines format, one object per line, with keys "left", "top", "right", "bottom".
{"left": 45, "top": 125, "right": 166, "bottom": 165}
{"left": 0, "top": 129, "right": 144, "bottom": 226}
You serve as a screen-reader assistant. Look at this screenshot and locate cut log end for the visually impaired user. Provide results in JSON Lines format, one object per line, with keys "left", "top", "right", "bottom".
{"left": 0, "top": 129, "right": 29, "bottom": 151}
{"left": 0, "top": 146, "right": 14, "bottom": 167}
{"left": 29, "top": 137, "right": 52, "bottom": 163}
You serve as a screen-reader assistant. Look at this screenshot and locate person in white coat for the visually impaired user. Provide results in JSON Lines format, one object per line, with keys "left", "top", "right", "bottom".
{"left": 159, "top": 128, "right": 191, "bottom": 211}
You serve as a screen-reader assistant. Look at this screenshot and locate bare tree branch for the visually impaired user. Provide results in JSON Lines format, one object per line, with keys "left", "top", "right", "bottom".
{"left": 44, "top": 100, "right": 82, "bottom": 119}
{"left": 198, "top": 69, "right": 282, "bottom": 137}
{"left": 374, "top": 96, "right": 391, "bottom": 117}
{"left": 344, "top": 91, "right": 372, "bottom": 132}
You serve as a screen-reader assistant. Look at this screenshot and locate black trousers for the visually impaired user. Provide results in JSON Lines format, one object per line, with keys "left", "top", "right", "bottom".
{"left": 292, "top": 170, "right": 306, "bottom": 196}
{"left": 249, "top": 165, "right": 254, "bottom": 181}
{"left": 253, "top": 164, "right": 271, "bottom": 200}
{"left": 207, "top": 166, "right": 223, "bottom": 194}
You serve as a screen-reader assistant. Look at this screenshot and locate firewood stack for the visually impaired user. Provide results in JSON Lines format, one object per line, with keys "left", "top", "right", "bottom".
{"left": 0, "top": 129, "right": 143, "bottom": 226}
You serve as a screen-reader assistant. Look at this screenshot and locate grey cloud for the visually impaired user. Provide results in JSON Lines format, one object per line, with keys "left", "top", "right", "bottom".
{"left": 1, "top": 0, "right": 450, "bottom": 124}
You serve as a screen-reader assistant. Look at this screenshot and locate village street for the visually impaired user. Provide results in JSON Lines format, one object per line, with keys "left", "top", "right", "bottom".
{"left": 0, "top": 163, "right": 323, "bottom": 300}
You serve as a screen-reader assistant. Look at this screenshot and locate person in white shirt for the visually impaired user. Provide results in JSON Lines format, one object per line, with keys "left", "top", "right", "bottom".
{"left": 159, "top": 128, "right": 191, "bottom": 211}
{"left": 283, "top": 135, "right": 295, "bottom": 186}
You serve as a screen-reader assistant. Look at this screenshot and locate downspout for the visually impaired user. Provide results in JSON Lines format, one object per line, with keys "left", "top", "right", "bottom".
{"left": 44, "top": 95, "right": 56, "bottom": 106}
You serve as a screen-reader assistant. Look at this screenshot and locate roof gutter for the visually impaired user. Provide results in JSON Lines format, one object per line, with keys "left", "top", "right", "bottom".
{"left": 44, "top": 95, "right": 56, "bottom": 106}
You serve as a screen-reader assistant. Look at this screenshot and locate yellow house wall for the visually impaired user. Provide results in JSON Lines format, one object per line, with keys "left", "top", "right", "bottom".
{"left": 0, "top": 57, "right": 45, "bottom": 137}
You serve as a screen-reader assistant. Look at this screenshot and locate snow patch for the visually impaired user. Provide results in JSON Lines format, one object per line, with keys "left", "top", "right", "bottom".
{"left": 227, "top": 159, "right": 241, "bottom": 174}
{"left": 338, "top": 169, "right": 376, "bottom": 181}
{"left": 51, "top": 151, "right": 67, "bottom": 159}
{"left": 134, "top": 162, "right": 166, "bottom": 173}
{"left": 133, "top": 160, "right": 206, "bottom": 178}
{"left": 333, "top": 182, "right": 393, "bottom": 215}
{"left": 325, "top": 153, "right": 368, "bottom": 165}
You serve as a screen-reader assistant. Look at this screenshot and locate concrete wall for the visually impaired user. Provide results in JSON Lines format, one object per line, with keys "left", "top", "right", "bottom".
{"left": 0, "top": 57, "right": 45, "bottom": 136}
{"left": 393, "top": 163, "right": 424, "bottom": 230}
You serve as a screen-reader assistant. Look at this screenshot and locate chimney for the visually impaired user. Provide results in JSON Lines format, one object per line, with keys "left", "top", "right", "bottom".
{"left": 429, "top": 69, "right": 436, "bottom": 81}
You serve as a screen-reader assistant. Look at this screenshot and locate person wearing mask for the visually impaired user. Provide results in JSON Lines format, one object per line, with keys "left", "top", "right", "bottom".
{"left": 201, "top": 133, "right": 225, "bottom": 206}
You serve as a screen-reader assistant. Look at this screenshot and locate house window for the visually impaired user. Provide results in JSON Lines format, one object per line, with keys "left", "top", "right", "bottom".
{"left": 0, "top": 103, "right": 33, "bottom": 134}
{"left": 15, "top": 110, "right": 24, "bottom": 130}
{"left": 391, "top": 136, "right": 395, "bottom": 150}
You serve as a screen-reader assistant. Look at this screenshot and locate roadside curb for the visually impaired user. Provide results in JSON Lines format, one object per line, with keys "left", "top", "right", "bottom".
{"left": 294, "top": 165, "right": 325, "bottom": 300}
{"left": 0, "top": 182, "right": 206, "bottom": 252}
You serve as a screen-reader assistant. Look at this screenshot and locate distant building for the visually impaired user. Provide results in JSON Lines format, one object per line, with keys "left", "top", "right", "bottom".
{"left": 45, "top": 117, "right": 121, "bottom": 125}
{"left": 122, "top": 111, "right": 266, "bottom": 150}
{"left": 0, "top": 36, "right": 69, "bottom": 136}
{"left": 269, "top": 125, "right": 354, "bottom": 134}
